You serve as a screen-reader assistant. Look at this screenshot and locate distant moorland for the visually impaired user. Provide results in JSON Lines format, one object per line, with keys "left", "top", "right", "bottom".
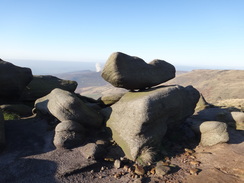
{"left": 54, "top": 69, "right": 244, "bottom": 105}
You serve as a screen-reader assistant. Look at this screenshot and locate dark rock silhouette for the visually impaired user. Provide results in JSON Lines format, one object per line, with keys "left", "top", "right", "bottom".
{"left": 0, "top": 59, "right": 33, "bottom": 104}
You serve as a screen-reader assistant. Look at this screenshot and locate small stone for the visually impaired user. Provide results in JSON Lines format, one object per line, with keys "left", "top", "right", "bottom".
{"left": 169, "top": 164, "right": 177, "bottom": 167}
{"left": 128, "top": 167, "right": 132, "bottom": 173}
{"left": 190, "top": 168, "right": 200, "bottom": 175}
{"left": 150, "top": 168, "right": 156, "bottom": 175}
{"left": 155, "top": 161, "right": 171, "bottom": 176}
{"left": 104, "top": 157, "right": 114, "bottom": 162}
{"left": 189, "top": 155, "right": 196, "bottom": 159}
{"left": 190, "top": 161, "right": 201, "bottom": 166}
{"left": 96, "top": 139, "right": 108, "bottom": 146}
{"left": 99, "top": 175, "right": 103, "bottom": 179}
{"left": 134, "top": 164, "right": 145, "bottom": 176}
{"left": 182, "top": 159, "right": 188, "bottom": 163}
{"left": 184, "top": 152, "right": 190, "bottom": 156}
{"left": 90, "top": 170, "right": 94, "bottom": 173}
{"left": 114, "top": 159, "right": 121, "bottom": 169}
{"left": 161, "top": 162, "right": 170, "bottom": 166}
{"left": 184, "top": 148, "right": 195, "bottom": 154}
{"left": 123, "top": 165, "right": 129, "bottom": 171}
{"left": 120, "top": 156, "right": 125, "bottom": 161}
{"left": 100, "top": 166, "right": 105, "bottom": 171}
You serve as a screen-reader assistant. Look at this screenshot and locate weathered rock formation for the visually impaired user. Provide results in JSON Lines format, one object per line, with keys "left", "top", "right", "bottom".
{"left": 54, "top": 120, "right": 86, "bottom": 149}
{"left": 34, "top": 88, "right": 103, "bottom": 128}
{"left": 199, "top": 121, "right": 229, "bottom": 146}
{"left": 0, "top": 59, "right": 33, "bottom": 104}
{"left": 21, "top": 75, "right": 77, "bottom": 102}
{"left": 101, "top": 52, "right": 175, "bottom": 90}
{"left": 189, "top": 108, "right": 244, "bottom": 130}
{"left": 106, "top": 85, "right": 200, "bottom": 164}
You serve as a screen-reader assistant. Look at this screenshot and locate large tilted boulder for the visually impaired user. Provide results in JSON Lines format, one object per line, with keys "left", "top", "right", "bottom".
{"left": 106, "top": 85, "right": 200, "bottom": 164}
{"left": 34, "top": 88, "right": 103, "bottom": 128}
{"left": 53, "top": 120, "right": 86, "bottom": 149}
{"left": 21, "top": 75, "right": 77, "bottom": 102}
{"left": 0, "top": 59, "right": 33, "bottom": 104}
{"left": 0, "top": 109, "right": 5, "bottom": 151}
{"left": 101, "top": 52, "right": 176, "bottom": 90}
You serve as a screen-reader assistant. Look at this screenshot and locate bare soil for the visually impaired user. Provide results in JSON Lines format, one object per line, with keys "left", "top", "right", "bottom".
{"left": 0, "top": 116, "right": 243, "bottom": 183}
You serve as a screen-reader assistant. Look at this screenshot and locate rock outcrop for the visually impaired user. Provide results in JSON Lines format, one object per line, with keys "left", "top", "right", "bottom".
{"left": 199, "top": 121, "right": 229, "bottom": 146}
{"left": 189, "top": 108, "right": 244, "bottom": 130}
{"left": 54, "top": 120, "right": 86, "bottom": 149}
{"left": 106, "top": 85, "right": 200, "bottom": 163}
{"left": 0, "top": 110, "right": 5, "bottom": 151}
{"left": 101, "top": 52, "right": 175, "bottom": 90}
{"left": 34, "top": 88, "right": 103, "bottom": 128}
{"left": 21, "top": 75, "right": 77, "bottom": 102}
{"left": 0, "top": 59, "right": 33, "bottom": 104}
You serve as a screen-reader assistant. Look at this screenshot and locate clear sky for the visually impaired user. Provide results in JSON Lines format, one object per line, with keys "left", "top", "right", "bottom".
{"left": 1, "top": 0, "right": 244, "bottom": 69}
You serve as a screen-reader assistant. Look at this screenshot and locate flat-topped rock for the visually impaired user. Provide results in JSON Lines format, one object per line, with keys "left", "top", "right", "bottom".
{"left": 101, "top": 52, "right": 176, "bottom": 90}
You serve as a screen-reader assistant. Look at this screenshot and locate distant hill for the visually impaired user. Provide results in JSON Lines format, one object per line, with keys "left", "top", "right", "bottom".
{"left": 53, "top": 69, "right": 244, "bottom": 104}
{"left": 54, "top": 70, "right": 109, "bottom": 88}
{"left": 54, "top": 70, "right": 186, "bottom": 90}
{"left": 165, "top": 69, "right": 244, "bottom": 103}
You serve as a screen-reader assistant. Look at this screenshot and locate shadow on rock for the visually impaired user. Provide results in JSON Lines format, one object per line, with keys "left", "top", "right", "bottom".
{"left": 227, "top": 127, "right": 244, "bottom": 144}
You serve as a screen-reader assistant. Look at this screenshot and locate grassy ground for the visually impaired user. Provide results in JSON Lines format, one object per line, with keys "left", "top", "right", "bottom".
{"left": 2, "top": 111, "right": 20, "bottom": 120}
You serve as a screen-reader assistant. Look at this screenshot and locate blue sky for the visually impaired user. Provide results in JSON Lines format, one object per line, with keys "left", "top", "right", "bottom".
{"left": 1, "top": 0, "right": 244, "bottom": 69}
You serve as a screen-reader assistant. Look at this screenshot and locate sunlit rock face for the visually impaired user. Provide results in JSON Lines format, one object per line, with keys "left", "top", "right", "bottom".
{"left": 101, "top": 52, "right": 176, "bottom": 90}
{"left": 106, "top": 85, "right": 200, "bottom": 163}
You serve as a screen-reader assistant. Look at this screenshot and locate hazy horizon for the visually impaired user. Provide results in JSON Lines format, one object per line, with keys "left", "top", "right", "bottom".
{"left": 6, "top": 58, "right": 244, "bottom": 75}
